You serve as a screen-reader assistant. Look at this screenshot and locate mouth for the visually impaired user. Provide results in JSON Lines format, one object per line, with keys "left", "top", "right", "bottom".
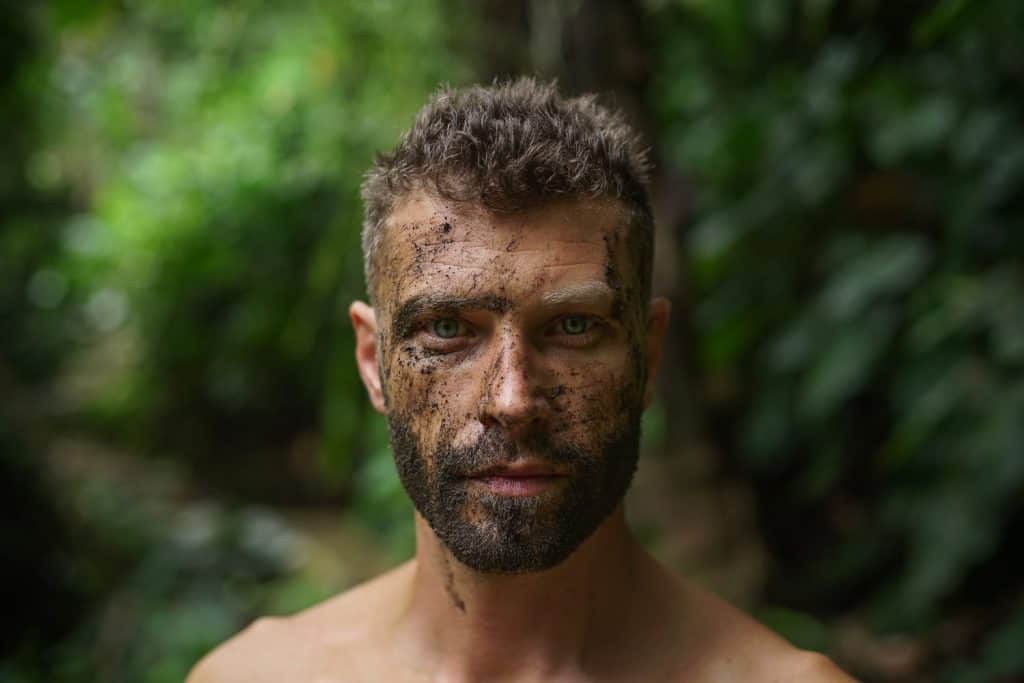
{"left": 464, "top": 461, "right": 567, "bottom": 497}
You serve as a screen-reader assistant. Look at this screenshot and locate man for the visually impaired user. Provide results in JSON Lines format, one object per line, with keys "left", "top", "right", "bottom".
{"left": 189, "top": 79, "right": 854, "bottom": 681}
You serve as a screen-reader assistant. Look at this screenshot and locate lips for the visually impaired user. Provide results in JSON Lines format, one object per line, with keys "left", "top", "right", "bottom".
{"left": 472, "top": 461, "right": 565, "bottom": 478}
{"left": 464, "top": 461, "right": 567, "bottom": 497}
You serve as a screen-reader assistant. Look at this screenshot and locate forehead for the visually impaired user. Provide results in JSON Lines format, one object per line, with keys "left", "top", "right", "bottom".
{"left": 376, "top": 193, "right": 629, "bottom": 307}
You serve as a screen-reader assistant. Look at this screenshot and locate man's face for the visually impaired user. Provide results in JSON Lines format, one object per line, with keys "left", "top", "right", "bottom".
{"left": 361, "top": 193, "right": 653, "bottom": 573}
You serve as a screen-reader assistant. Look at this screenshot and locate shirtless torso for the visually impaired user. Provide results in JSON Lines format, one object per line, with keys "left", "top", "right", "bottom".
{"left": 188, "top": 517, "right": 854, "bottom": 682}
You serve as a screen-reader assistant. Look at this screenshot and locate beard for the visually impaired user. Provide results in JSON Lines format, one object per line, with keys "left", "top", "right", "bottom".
{"left": 387, "top": 409, "right": 642, "bottom": 574}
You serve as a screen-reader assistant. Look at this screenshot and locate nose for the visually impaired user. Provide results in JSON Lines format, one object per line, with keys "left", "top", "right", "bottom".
{"left": 479, "top": 329, "right": 545, "bottom": 433}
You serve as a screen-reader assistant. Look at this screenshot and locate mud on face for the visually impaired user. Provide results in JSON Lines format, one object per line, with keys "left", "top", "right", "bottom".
{"left": 373, "top": 193, "right": 650, "bottom": 573}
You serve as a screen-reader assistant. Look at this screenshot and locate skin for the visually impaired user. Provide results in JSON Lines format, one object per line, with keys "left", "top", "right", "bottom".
{"left": 188, "top": 193, "right": 856, "bottom": 682}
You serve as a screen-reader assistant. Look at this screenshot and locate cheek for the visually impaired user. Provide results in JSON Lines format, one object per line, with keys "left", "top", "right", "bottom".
{"left": 382, "top": 347, "right": 479, "bottom": 450}
{"left": 549, "top": 356, "right": 641, "bottom": 437}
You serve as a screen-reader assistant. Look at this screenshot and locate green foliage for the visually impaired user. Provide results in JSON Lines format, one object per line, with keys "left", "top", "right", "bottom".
{"left": 3, "top": 1, "right": 467, "bottom": 676}
{"left": 651, "top": 0, "right": 1024, "bottom": 652}
{"left": 2, "top": 470, "right": 331, "bottom": 683}
{"left": 0, "top": 5, "right": 80, "bottom": 387}
{"left": 944, "top": 602, "right": 1024, "bottom": 682}
{"left": 0, "top": 421, "right": 86, "bottom": 663}
{"left": 349, "top": 413, "right": 416, "bottom": 559}
{"left": 44, "top": 0, "right": 469, "bottom": 497}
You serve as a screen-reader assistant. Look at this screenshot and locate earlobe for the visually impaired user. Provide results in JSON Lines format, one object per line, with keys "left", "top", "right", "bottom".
{"left": 349, "top": 301, "right": 387, "bottom": 414}
{"left": 643, "top": 297, "right": 672, "bottom": 409}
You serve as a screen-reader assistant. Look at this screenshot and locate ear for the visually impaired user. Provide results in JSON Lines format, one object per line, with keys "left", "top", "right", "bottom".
{"left": 643, "top": 297, "right": 672, "bottom": 410}
{"left": 349, "top": 301, "right": 387, "bottom": 414}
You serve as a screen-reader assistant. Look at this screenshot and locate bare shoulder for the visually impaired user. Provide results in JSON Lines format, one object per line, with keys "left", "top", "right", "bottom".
{"left": 667, "top": 575, "right": 857, "bottom": 682}
{"left": 720, "top": 610, "right": 856, "bottom": 682}
{"left": 186, "top": 561, "right": 415, "bottom": 683}
{"left": 776, "top": 650, "right": 858, "bottom": 682}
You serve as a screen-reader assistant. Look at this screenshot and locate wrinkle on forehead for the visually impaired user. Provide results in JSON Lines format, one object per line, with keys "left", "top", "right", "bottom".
{"left": 411, "top": 235, "right": 607, "bottom": 258}
{"left": 382, "top": 191, "right": 627, "bottom": 252}
{"left": 407, "top": 238, "right": 609, "bottom": 282}
{"left": 421, "top": 259, "right": 488, "bottom": 271}
{"left": 414, "top": 237, "right": 479, "bottom": 248}
{"left": 375, "top": 192, "right": 635, "bottom": 316}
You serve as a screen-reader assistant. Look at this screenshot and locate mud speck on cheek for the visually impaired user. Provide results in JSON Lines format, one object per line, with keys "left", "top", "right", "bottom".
{"left": 380, "top": 339, "right": 447, "bottom": 417}
{"left": 560, "top": 360, "right": 637, "bottom": 435}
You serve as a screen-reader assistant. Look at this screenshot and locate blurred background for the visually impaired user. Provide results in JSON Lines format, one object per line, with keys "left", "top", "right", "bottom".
{"left": 3, "top": 1, "right": 1023, "bottom": 681}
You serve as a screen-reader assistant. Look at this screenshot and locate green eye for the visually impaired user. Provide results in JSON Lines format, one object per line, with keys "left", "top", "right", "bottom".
{"left": 561, "top": 315, "right": 590, "bottom": 335}
{"left": 431, "top": 318, "right": 461, "bottom": 339}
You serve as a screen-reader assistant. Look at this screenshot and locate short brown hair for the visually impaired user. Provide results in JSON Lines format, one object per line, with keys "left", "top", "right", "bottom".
{"left": 360, "top": 77, "right": 654, "bottom": 305}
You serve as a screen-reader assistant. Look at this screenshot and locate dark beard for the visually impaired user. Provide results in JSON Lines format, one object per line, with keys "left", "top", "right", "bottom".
{"left": 387, "top": 412, "right": 642, "bottom": 574}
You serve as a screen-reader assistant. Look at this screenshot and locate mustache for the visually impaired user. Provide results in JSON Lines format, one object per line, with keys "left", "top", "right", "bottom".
{"left": 436, "top": 428, "right": 584, "bottom": 480}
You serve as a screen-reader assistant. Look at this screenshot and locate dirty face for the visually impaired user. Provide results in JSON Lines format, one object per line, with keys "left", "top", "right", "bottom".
{"left": 355, "top": 192, "right": 655, "bottom": 573}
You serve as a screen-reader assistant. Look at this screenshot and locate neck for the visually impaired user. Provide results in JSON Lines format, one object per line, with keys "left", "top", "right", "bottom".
{"left": 397, "top": 505, "right": 644, "bottom": 680}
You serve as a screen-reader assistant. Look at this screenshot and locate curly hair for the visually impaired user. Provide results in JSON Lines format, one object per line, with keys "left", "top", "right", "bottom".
{"left": 360, "top": 77, "right": 654, "bottom": 305}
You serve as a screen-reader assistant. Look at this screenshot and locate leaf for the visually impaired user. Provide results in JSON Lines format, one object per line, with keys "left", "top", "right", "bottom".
{"left": 799, "top": 309, "right": 896, "bottom": 420}
{"left": 820, "top": 236, "right": 931, "bottom": 321}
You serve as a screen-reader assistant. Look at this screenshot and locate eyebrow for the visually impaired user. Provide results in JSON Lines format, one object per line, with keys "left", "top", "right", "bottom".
{"left": 539, "top": 281, "right": 616, "bottom": 308}
{"left": 391, "top": 294, "right": 512, "bottom": 338}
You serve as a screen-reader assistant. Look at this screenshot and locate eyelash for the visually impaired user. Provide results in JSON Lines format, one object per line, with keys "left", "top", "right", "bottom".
{"left": 418, "top": 317, "right": 474, "bottom": 352}
{"left": 548, "top": 315, "right": 603, "bottom": 347}
{"left": 414, "top": 314, "right": 605, "bottom": 353}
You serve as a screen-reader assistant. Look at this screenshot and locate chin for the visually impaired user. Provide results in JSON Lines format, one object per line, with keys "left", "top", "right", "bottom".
{"left": 432, "top": 487, "right": 623, "bottom": 574}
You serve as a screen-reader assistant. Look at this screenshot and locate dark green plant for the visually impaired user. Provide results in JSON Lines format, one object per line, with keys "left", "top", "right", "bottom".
{"left": 649, "top": 0, "right": 1024, "bottom": 672}
{"left": 46, "top": 0, "right": 469, "bottom": 499}
{"left": 0, "top": 4, "right": 81, "bottom": 388}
